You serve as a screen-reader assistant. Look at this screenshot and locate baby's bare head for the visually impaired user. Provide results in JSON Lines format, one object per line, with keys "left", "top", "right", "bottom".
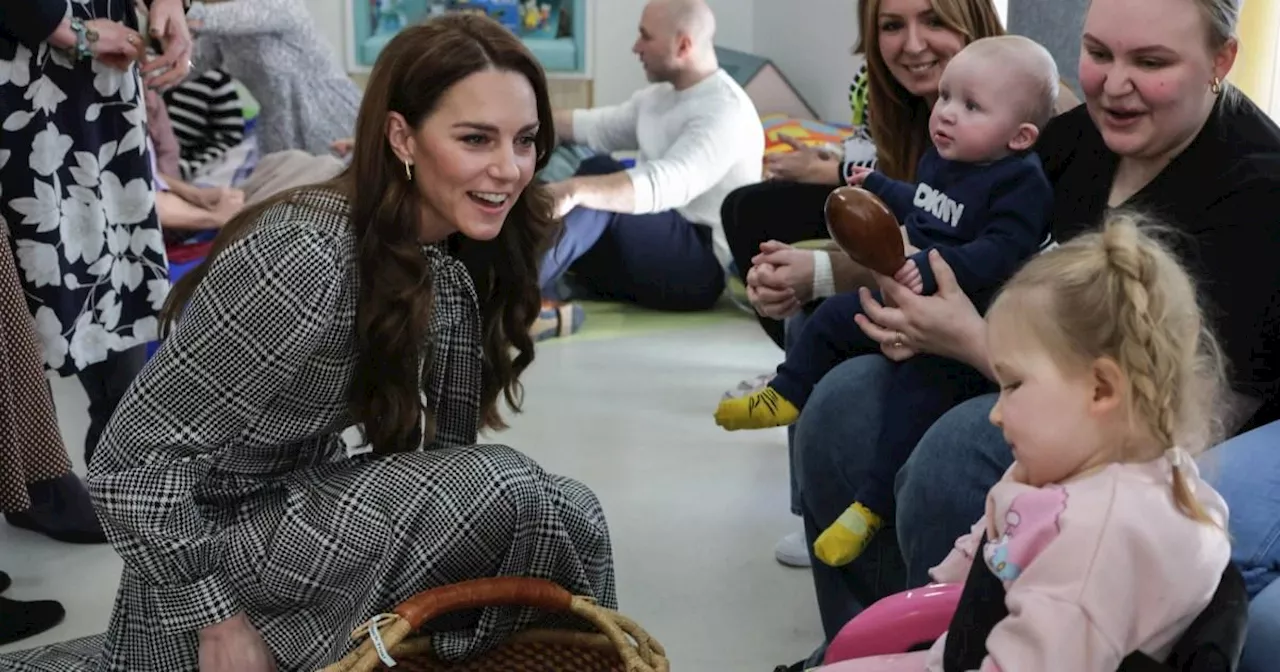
{"left": 952, "top": 35, "right": 1060, "bottom": 130}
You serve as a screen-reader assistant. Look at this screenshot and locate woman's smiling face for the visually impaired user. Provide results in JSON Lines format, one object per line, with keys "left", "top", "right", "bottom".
{"left": 876, "top": 0, "right": 967, "bottom": 100}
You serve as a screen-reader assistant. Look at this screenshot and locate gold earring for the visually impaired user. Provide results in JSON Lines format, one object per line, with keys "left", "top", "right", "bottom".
{"left": 403, "top": 160, "right": 413, "bottom": 181}
{"left": 1211, "top": 77, "right": 1222, "bottom": 95}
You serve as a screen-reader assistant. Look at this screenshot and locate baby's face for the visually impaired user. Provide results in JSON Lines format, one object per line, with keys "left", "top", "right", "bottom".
{"left": 929, "top": 54, "right": 1034, "bottom": 163}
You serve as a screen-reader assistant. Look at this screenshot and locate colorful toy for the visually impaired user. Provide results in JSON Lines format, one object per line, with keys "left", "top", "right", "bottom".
{"left": 520, "top": 0, "right": 552, "bottom": 33}
{"left": 823, "top": 583, "right": 963, "bottom": 662}
{"left": 448, "top": 0, "right": 522, "bottom": 32}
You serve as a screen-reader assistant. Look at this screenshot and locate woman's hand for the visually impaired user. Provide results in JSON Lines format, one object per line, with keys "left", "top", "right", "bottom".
{"left": 81, "top": 20, "right": 146, "bottom": 70}
{"left": 331, "top": 137, "right": 354, "bottom": 157}
{"left": 853, "top": 249, "right": 989, "bottom": 369}
{"left": 198, "top": 613, "right": 277, "bottom": 672}
{"left": 141, "top": 0, "right": 193, "bottom": 90}
{"left": 746, "top": 241, "right": 817, "bottom": 319}
{"left": 763, "top": 138, "right": 841, "bottom": 185}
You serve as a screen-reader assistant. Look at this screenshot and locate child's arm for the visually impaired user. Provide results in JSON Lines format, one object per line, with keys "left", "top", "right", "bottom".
{"left": 928, "top": 516, "right": 989, "bottom": 584}
{"left": 856, "top": 170, "right": 917, "bottom": 223}
{"left": 912, "top": 164, "right": 1053, "bottom": 298}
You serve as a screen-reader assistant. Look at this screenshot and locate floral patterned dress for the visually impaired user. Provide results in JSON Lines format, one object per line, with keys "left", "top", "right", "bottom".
{"left": 0, "top": 0, "right": 168, "bottom": 377}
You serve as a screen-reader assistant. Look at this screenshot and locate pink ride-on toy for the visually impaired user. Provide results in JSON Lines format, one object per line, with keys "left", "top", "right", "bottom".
{"left": 823, "top": 583, "right": 962, "bottom": 664}
{"left": 821, "top": 564, "right": 1249, "bottom": 672}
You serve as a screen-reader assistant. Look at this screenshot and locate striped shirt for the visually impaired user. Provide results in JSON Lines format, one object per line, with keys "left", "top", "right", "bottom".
{"left": 162, "top": 69, "right": 246, "bottom": 180}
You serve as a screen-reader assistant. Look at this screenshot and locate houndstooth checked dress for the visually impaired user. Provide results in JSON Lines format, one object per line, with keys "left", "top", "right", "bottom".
{"left": 0, "top": 189, "right": 616, "bottom": 671}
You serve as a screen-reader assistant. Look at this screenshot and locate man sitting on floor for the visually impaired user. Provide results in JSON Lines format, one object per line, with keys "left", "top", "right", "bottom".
{"left": 542, "top": 0, "right": 763, "bottom": 311}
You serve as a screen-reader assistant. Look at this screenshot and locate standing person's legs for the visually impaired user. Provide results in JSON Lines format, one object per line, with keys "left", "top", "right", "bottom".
{"left": 894, "top": 393, "right": 1010, "bottom": 587}
{"left": 77, "top": 345, "right": 148, "bottom": 468}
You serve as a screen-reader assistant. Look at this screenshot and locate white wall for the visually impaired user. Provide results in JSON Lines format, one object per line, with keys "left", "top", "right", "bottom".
{"left": 304, "top": 0, "right": 754, "bottom": 107}
{"left": 592, "top": 0, "right": 754, "bottom": 107}
{"left": 303, "top": 0, "right": 1010, "bottom": 119}
{"left": 750, "top": 0, "right": 858, "bottom": 123}
{"left": 308, "top": 0, "right": 347, "bottom": 69}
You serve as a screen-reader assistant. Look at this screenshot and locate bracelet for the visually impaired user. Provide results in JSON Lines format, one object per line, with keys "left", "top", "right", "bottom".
{"left": 68, "top": 18, "right": 98, "bottom": 60}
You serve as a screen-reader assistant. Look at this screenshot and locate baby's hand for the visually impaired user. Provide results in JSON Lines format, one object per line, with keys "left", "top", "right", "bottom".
{"left": 845, "top": 166, "right": 873, "bottom": 186}
{"left": 894, "top": 259, "right": 924, "bottom": 294}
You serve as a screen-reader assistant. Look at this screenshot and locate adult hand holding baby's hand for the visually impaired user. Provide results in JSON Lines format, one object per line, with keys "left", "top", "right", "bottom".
{"left": 855, "top": 250, "right": 985, "bottom": 364}
{"left": 893, "top": 259, "right": 924, "bottom": 294}
{"left": 746, "top": 241, "right": 816, "bottom": 319}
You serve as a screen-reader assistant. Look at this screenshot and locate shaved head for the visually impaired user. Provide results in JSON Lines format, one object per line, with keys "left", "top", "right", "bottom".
{"left": 650, "top": 0, "right": 716, "bottom": 46}
{"left": 634, "top": 0, "right": 719, "bottom": 86}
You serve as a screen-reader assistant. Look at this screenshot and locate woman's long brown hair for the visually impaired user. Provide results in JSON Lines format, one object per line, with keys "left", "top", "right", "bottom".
{"left": 160, "top": 15, "right": 559, "bottom": 455}
{"left": 859, "top": 0, "right": 1004, "bottom": 180}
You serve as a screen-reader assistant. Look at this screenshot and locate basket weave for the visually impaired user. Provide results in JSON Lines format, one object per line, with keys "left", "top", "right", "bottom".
{"left": 319, "top": 577, "right": 668, "bottom": 672}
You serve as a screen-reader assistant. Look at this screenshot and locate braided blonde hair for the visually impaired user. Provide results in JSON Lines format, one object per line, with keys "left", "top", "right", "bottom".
{"left": 989, "top": 211, "right": 1227, "bottom": 525}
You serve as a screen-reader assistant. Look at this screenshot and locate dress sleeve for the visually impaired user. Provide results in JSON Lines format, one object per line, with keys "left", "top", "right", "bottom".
{"left": 86, "top": 218, "right": 345, "bottom": 634}
{"left": 0, "top": 0, "right": 68, "bottom": 49}
{"left": 188, "top": 0, "right": 308, "bottom": 35}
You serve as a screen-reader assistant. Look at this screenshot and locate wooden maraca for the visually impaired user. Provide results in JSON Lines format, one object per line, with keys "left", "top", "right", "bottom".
{"left": 824, "top": 186, "right": 906, "bottom": 276}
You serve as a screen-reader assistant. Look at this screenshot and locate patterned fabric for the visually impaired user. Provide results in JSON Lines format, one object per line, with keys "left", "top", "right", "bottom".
{"left": 841, "top": 63, "right": 878, "bottom": 182}
{"left": 0, "top": 0, "right": 169, "bottom": 377}
{"left": 0, "top": 216, "right": 70, "bottom": 513}
{"left": 0, "top": 189, "right": 616, "bottom": 671}
{"left": 187, "top": 0, "right": 361, "bottom": 155}
{"left": 161, "top": 69, "right": 246, "bottom": 180}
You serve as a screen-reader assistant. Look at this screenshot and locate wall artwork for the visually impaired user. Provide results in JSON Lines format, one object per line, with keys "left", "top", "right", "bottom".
{"left": 346, "top": 0, "right": 589, "bottom": 76}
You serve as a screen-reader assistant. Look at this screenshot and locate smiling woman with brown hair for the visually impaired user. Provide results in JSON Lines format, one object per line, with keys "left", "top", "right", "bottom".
{"left": 0, "top": 14, "right": 616, "bottom": 672}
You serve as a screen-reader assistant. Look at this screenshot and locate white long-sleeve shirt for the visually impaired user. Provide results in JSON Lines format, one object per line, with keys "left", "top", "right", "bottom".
{"left": 572, "top": 69, "right": 763, "bottom": 264}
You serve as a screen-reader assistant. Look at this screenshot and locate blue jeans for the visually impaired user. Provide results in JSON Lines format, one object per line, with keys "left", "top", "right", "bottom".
{"left": 792, "top": 355, "right": 907, "bottom": 640}
{"left": 1202, "top": 420, "right": 1280, "bottom": 672}
{"left": 538, "top": 156, "right": 725, "bottom": 311}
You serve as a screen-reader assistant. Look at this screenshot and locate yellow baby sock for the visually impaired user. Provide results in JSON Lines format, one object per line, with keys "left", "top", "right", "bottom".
{"left": 714, "top": 386, "right": 799, "bottom": 430}
{"left": 814, "top": 502, "right": 883, "bottom": 567}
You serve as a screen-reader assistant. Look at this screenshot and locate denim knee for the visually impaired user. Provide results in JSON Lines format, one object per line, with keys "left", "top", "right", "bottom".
{"left": 794, "top": 355, "right": 894, "bottom": 529}
{"left": 895, "top": 392, "right": 1009, "bottom": 587}
{"left": 1242, "top": 578, "right": 1280, "bottom": 672}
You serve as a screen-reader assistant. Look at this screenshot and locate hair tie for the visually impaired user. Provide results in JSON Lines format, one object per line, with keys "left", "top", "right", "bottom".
{"left": 1166, "top": 447, "right": 1186, "bottom": 469}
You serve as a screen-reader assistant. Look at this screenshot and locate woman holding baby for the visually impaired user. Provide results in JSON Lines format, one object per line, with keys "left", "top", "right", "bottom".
{"left": 758, "top": 0, "right": 1280, "bottom": 670}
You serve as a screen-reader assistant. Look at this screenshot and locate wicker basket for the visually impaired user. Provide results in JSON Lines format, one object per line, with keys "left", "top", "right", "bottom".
{"left": 319, "top": 577, "right": 669, "bottom": 672}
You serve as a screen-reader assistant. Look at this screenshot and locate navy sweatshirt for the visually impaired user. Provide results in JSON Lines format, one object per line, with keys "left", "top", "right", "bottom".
{"left": 863, "top": 148, "right": 1052, "bottom": 310}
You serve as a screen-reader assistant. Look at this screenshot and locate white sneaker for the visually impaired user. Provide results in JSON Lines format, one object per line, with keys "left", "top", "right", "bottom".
{"left": 723, "top": 372, "right": 775, "bottom": 400}
{"left": 775, "top": 531, "right": 812, "bottom": 567}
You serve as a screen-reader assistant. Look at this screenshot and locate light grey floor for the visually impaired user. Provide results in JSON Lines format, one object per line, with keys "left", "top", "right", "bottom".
{"left": 0, "top": 319, "right": 824, "bottom": 669}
